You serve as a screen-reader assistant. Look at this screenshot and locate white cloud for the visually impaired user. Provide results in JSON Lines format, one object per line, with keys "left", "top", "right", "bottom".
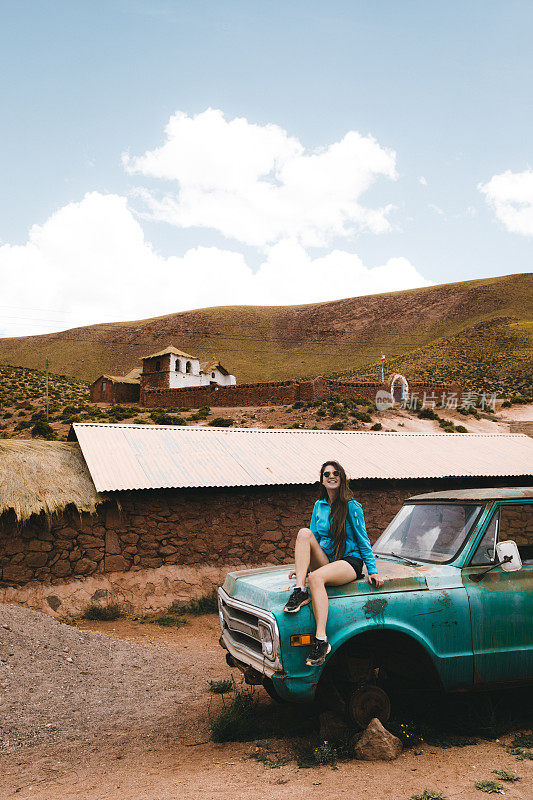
{"left": 479, "top": 169, "right": 533, "bottom": 237}
{"left": 123, "top": 108, "right": 398, "bottom": 247}
{"left": 0, "top": 192, "right": 432, "bottom": 338}
{"left": 252, "top": 241, "right": 432, "bottom": 305}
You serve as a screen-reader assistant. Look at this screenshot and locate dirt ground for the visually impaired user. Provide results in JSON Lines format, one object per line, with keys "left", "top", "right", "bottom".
{"left": 0, "top": 605, "right": 531, "bottom": 800}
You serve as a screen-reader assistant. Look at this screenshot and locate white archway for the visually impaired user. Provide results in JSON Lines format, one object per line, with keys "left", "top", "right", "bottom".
{"left": 390, "top": 373, "right": 409, "bottom": 402}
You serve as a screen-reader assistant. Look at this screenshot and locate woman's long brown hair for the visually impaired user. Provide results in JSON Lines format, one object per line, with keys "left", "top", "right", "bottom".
{"left": 319, "top": 460, "right": 354, "bottom": 560}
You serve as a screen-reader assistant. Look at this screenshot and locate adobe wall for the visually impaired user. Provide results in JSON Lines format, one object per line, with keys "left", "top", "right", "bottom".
{"left": 0, "top": 475, "right": 522, "bottom": 592}
{"left": 89, "top": 378, "right": 140, "bottom": 404}
{"left": 141, "top": 376, "right": 462, "bottom": 409}
{"left": 142, "top": 379, "right": 306, "bottom": 408}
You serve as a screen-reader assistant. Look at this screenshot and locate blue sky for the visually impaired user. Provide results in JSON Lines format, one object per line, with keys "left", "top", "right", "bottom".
{"left": 1, "top": 1, "right": 532, "bottom": 336}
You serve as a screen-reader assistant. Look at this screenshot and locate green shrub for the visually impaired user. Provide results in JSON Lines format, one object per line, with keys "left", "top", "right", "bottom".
{"left": 209, "top": 678, "right": 234, "bottom": 694}
{"left": 355, "top": 411, "right": 372, "bottom": 423}
{"left": 14, "top": 420, "right": 31, "bottom": 430}
{"left": 83, "top": 602, "right": 122, "bottom": 621}
{"left": 150, "top": 411, "right": 187, "bottom": 425}
{"left": 171, "top": 589, "right": 219, "bottom": 615}
{"left": 492, "top": 770, "right": 520, "bottom": 782}
{"left": 292, "top": 734, "right": 353, "bottom": 768}
{"left": 330, "top": 421, "right": 344, "bottom": 430}
{"left": 410, "top": 792, "right": 446, "bottom": 800}
{"left": 474, "top": 780, "right": 503, "bottom": 793}
{"left": 208, "top": 417, "right": 233, "bottom": 427}
{"left": 312, "top": 739, "right": 340, "bottom": 765}
{"left": 31, "top": 420, "right": 56, "bottom": 439}
{"left": 292, "top": 400, "right": 304, "bottom": 409}
{"left": 439, "top": 420, "right": 455, "bottom": 433}
{"left": 418, "top": 406, "right": 438, "bottom": 420}
{"left": 455, "top": 425, "right": 468, "bottom": 433}
{"left": 371, "top": 423, "right": 383, "bottom": 431}
{"left": 189, "top": 411, "right": 209, "bottom": 421}
{"left": 210, "top": 689, "right": 259, "bottom": 742}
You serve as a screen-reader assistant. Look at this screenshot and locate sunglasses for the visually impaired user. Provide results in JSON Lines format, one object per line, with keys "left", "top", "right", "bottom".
{"left": 323, "top": 470, "right": 339, "bottom": 478}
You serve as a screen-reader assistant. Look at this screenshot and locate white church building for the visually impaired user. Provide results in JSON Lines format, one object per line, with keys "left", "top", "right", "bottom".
{"left": 141, "top": 346, "right": 236, "bottom": 389}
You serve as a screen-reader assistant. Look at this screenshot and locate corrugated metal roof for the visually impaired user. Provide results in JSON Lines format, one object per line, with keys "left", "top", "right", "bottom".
{"left": 70, "top": 423, "right": 533, "bottom": 493}
{"left": 411, "top": 487, "right": 533, "bottom": 501}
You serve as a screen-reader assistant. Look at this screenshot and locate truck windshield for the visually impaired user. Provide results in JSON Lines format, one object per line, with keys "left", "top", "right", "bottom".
{"left": 374, "top": 502, "right": 483, "bottom": 563}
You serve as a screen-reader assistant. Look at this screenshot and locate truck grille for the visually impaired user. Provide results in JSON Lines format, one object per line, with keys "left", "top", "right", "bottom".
{"left": 219, "top": 594, "right": 262, "bottom": 656}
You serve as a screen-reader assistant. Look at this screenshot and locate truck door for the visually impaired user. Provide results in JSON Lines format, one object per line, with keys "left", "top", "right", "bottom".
{"left": 462, "top": 501, "right": 533, "bottom": 685}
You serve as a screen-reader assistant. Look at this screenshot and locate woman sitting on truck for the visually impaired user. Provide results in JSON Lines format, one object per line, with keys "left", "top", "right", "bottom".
{"left": 284, "top": 460, "right": 384, "bottom": 666}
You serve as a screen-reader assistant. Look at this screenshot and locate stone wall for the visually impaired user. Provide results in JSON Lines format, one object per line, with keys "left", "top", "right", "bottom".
{"left": 0, "top": 476, "right": 520, "bottom": 588}
{"left": 0, "top": 563, "right": 247, "bottom": 618}
{"left": 141, "top": 377, "right": 462, "bottom": 409}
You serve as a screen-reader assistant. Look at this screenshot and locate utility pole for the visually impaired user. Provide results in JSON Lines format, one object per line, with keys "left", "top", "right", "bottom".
{"left": 381, "top": 352, "right": 385, "bottom": 384}
{"left": 45, "top": 357, "right": 49, "bottom": 422}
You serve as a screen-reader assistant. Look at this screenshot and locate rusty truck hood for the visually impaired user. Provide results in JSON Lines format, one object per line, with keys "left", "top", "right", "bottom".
{"left": 222, "top": 558, "right": 462, "bottom": 611}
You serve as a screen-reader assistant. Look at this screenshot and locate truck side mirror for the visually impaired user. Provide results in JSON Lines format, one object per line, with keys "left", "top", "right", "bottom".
{"left": 470, "top": 540, "right": 522, "bottom": 582}
{"left": 496, "top": 541, "right": 522, "bottom": 572}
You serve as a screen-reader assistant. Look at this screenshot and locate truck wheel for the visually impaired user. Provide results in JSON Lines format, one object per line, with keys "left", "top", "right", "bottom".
{"left": 348, "top": 685, "right": 391, "bottom": 728}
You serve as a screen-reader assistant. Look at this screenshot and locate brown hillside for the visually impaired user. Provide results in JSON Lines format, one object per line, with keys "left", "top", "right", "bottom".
{"left": 0, "top": 273, "right": 530, "bottom": 384}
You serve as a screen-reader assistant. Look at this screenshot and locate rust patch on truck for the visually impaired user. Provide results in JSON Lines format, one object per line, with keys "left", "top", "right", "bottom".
{"left": 363, "top": 598, "right": 387, "bottom": 624}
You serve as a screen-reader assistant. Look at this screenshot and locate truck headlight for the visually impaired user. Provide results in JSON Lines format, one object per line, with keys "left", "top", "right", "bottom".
{"left": 258, "top": 620, "right": 275, "bottom": 660}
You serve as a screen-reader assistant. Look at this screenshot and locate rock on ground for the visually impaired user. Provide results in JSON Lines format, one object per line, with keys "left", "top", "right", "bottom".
{"left": 354, "top": 717, "right": 402, "bottom": 761}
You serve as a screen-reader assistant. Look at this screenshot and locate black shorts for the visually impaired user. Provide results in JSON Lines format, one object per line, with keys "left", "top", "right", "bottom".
{"left": 341, "top": 556, "right": 364, "bottom": 578}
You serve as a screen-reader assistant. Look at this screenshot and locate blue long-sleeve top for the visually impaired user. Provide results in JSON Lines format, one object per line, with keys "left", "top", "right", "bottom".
{"left": 310, "top": 498, "right": 377, "bottom": 575}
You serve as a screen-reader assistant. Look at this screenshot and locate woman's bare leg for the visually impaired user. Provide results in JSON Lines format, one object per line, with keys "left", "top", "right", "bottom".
{"left": 294, "top": 528, "right": 329, "bottom": 587}
{"left": 308, "top": 561, "right": 357, "bottom": 639}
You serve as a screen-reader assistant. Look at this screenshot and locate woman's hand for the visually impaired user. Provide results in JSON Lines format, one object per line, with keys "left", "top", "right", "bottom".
{"left": 367, "top": 573, "right": 384, "bottom": 588}
{"left": 288, "top": 569, "right": 296, "bottom": 579}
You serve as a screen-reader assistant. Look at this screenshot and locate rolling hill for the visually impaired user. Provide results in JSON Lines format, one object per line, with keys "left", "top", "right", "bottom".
{"left": 0, "top": 273, "right": 531, "bottom": 391}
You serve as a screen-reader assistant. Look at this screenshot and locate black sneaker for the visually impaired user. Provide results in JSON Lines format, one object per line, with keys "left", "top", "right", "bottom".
{"left": 305, "top": 637, "right": 331, "bottom": 666}
{"left": 284, "top": 588, "right": 311, "bottom": 613}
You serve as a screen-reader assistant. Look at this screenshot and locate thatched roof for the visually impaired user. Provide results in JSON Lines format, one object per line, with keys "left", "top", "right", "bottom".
{"left": 99, "top": 373, "right": 140, "bottom": 385}
{"left": 0, "top": 441, "right": 107, "bottom": 522}
{"left": 201, "top": 361, "right": 230, "bottom": 376}
{"left": 142, "top": 345, "right": 196, "bottom": 360}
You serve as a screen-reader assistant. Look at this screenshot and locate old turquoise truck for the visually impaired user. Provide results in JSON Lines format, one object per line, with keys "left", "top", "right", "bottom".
{"left": 218, "top": 488, "right": 532, "bottom": 725}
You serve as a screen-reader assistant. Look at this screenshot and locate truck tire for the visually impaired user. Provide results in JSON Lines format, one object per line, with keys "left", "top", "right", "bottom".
{"left": 348, "top": 684, "right": 391, "bottom": 728}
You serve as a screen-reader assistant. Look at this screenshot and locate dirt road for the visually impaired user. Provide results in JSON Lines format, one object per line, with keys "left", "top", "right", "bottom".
{"left": 0, "top": 608, "right": 531, "bottom": 800}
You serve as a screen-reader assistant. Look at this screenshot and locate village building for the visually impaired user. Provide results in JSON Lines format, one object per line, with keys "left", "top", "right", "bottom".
{"left": 89, "top": 368, "right": 142, "bottom": 404}
{"left": 1, "top": 424, "right": 532, "bottom": 617}
{"left": 140, "top": 346, "right": 236, "bottom": 391}
{"left": 89, "top": 346, "right": 236, "bottom": 404}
